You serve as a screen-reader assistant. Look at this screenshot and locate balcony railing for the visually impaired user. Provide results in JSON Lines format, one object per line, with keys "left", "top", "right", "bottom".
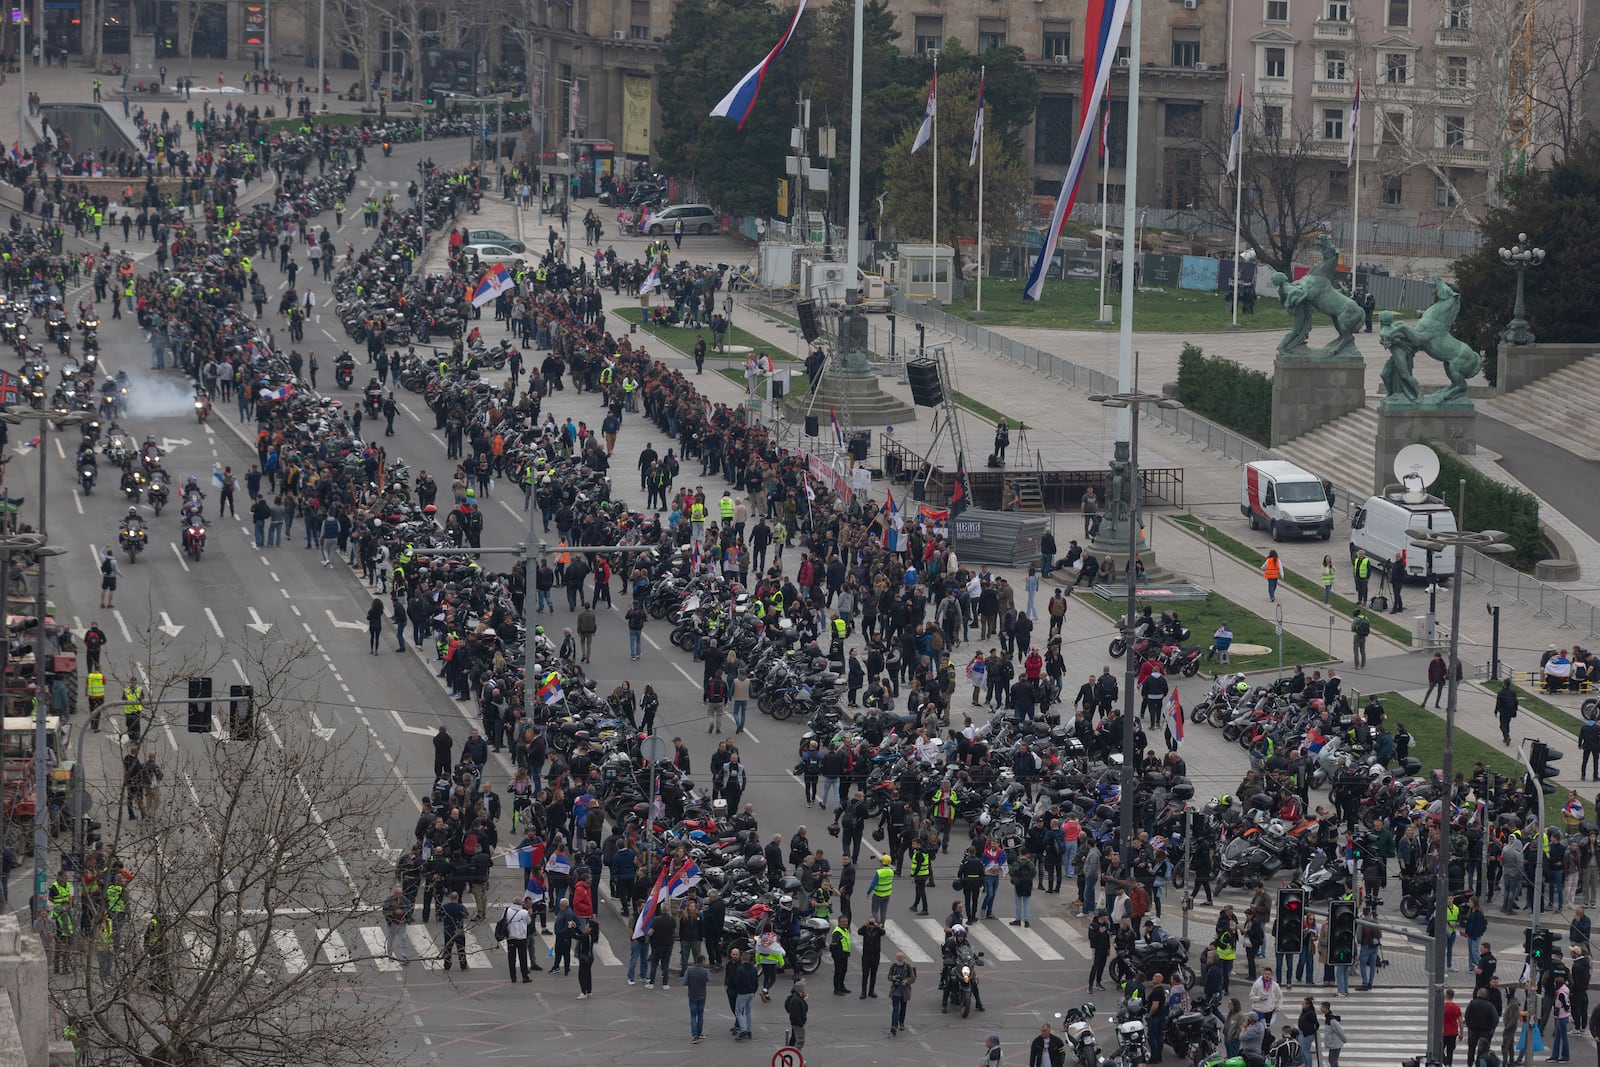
{"left": 1436, "top": 22, "right": 1472, "bottom": 44}
{"left": 1437, "top": 145, "right": 1490, "bottom": 167}
{"left": 1312, "top": 78, "right": 1355, "bottom": 98}
{"left": 1312, "top": 18, "right": 1353, "bottom": 39}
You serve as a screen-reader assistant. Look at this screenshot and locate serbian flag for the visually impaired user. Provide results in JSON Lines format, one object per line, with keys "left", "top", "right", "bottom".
{"left": 639, "top": 265, "right": 661, "bottom": 295}
{"left": 912, "top": 68, "right": 937, "bottom": 153}
{"left": 536, "top": 674, "right": 563, "bottom": 705}
{"left": 969, "top": 69, "right": 985, "bottom": 167}
{"left": 663, "top": 860, "right": 703, "bottom": 900}
{"left": 632, "top": 864, "right": 671, "bottom": 939}
{"left": 829, "top": 408, "right": 846, "bottom": 449}
{"left": 8, "top": 141, "right": 20, "bottom": 164}
{"left": 1347, "top": 75, "right": 1361, "bottom": 166}
{"left": 690, "top": 539, "right": 702, "bottom": 573}
{"left": 261, "top": 382, "right": 293, "bottom": 402}
{"left": 545, "top": 849, "right": 573, "bottom": 876}
{"left": 1226, "top": 81, "right": 1244, "bottom": 175}
{"left": 919, "top": 503, "right": 950, "bottom": 525}
{"left": 1168, "top": 689, "right": 1185, "bottom": 746}
{"left": 471, "top": 263, "right": 513, "bottom": 307}
{"left": 949, "top": 453, "right": 970, "bottom": 516}
{"left": 710, "top": 0, "right": 810, "bottom": 130}
{"left": 1024, "top": 0, "right": 1134, "bottom": 301}
{"left": 882, "top": 488, "right": 903, "bottom": 552}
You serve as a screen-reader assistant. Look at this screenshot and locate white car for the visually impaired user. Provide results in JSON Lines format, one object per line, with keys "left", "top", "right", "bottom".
{"left": 461, "top": 243, "right": 532, "bottom": 267}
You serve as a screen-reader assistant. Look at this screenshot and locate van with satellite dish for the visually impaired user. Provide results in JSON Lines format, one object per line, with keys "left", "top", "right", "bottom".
{"left": 1241, "top": 460, "right": 1333, "bottom": 541}
{"left": 1349, "top": 489, "right": 1457, "bottom": 579}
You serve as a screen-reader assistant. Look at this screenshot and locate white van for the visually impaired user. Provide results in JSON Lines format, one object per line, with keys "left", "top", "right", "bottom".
{"left": 1241, "top": 460, "right": 1333, "bottom": 541}
{"left": 1349, "top": 490, "right": 1457, "bottom": 579}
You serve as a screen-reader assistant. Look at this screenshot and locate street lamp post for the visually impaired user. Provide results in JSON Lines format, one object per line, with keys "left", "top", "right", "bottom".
{"left": 1409, "top": 479, "right": 1513, "bottom": 1067}
{"left": 1088, "top": 364, "right": 1182, "bottom": 879}
{"left": 1498, "top": 233, "right": 1545, "bottom": 347}
{"left": 2, "top": 407, "right": 81, "bottom": 912}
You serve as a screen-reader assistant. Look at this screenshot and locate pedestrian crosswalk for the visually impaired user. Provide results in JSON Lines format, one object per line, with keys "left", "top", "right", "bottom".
{"left": 1317, "top": 987, "right": 1429, "bottom": 1067}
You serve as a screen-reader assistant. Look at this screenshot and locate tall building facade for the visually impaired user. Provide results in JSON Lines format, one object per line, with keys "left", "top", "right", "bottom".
{"left": 883, "top": 0, "right": 1230, "bottom": 208}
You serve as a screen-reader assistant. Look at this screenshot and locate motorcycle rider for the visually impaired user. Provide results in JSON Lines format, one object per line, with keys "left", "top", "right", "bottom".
{"left": 121, "top": 506, "right": 145, "bottom": 536}
{"left": 939, "top": 924, "right": 985, "bottom": 1013}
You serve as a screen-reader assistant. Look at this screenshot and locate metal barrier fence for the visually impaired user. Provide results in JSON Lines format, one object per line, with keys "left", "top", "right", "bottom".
{"left": 894, "top": 292, "right": 1600, "bottom": 640}
{"left": 1064, "top": 205, "right": 1479, "bottom": 259}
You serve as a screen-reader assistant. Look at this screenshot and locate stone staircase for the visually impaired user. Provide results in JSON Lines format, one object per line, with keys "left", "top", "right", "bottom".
{"left": 1278, "top": 405, "right": 1380, "bottom": 499}
{"left": 1480, "top": 356, "right": 1600, "bottom": 461}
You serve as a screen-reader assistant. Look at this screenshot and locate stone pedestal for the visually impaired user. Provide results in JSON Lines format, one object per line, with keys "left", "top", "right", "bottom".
{"left": 1373, "top": 404, "right": 1477, "bottom": 494}
{"left": 1270, "top": 355, "right": 1367, "bottom": 447}
{"left": 782, "top": 373, "right": 915, "bottom": 426}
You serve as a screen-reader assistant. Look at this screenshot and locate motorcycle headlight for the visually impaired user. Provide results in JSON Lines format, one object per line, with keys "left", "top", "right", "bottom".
{"left": 960, "top": 965, "right": 971, "bottom": 980}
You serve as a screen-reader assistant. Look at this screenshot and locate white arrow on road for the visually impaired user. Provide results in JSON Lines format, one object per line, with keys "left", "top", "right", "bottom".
{"left": 308, "top": 708, "right": 336, "bottom": 741}
{"left": 324, "top": 610, "right": 365, "bottom": 631}
{"left": 161, "top": 437, "right": 193, "bottom": 451}
{"left": 246, "top": 608, "right": 273, "bottom": 635}
{"left": 157, "top": 612, "right": 184, "bottom": 638}
{"left": 389, "top": 708, "right": 434, "bottom": 736}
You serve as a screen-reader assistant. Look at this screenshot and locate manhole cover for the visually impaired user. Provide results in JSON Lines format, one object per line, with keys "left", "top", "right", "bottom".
{"left": 1228, "top": 643, "right": 1273, "bottom": 656}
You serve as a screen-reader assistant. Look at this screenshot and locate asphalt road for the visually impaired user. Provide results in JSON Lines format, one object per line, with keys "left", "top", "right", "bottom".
{"left": 14, "top": 137, "right": 1479, "bottom": 1067}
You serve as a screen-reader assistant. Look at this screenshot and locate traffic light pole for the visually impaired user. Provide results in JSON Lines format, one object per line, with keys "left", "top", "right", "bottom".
{"left": 1427, "top": 527, "right": 1467, "bottom": 1067}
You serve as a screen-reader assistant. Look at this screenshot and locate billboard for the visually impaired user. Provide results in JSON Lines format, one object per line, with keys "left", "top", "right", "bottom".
{"left": 422, "top": 48, "right": 476, "bottom": 96}
{"left": 622, "top": 74, "right": 651, "bottom": 158}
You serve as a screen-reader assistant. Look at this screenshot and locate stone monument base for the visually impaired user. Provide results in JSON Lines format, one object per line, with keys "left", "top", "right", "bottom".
{"left": 1271, "top": 355, "right": 1367, "bottom": 447}
{"left": 1373, "top": 405, "right": 1476, "bottom": 495}
{"left": 782, "top": 373, "right": 915, "bottom": 426}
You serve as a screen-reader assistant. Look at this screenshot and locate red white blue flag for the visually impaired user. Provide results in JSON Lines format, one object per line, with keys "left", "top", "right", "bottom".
{"left": 710, "top": 0, "right": 810, "bottom": 130}
{"left": 912, "top": 69, "right": 937, "bottom": 154}
{"left": 1024, "top": 0, "right": 1134, "bottom": 301}
{"left": 470, "top": 263, "right": 513, "bottom": 308}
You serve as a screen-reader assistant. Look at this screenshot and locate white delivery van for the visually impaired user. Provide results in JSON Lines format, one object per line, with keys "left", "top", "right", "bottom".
{"left": 1241, "top": 460, "right": 1333, "bottom": 541}
{"left": 1349, "top": 489, "right": 1457, "bottom": 579}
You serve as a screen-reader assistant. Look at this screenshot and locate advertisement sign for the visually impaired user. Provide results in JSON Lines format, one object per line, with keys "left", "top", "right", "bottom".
{"left": 622, "top": 75, "right": 652, "bottom": 158}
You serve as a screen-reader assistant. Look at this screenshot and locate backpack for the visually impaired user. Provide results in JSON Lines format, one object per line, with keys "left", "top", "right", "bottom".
{"left": 1354, "top": 617, "right": 1371, "bottom": 637}
{"left": 101, "top": 556, "right": 113, "bottom": 576}
{"left": 493, "top": 907, "right": 510, "bottom": 942}
{"left": 462, "top": 833, "right": 479, "bottom": 858}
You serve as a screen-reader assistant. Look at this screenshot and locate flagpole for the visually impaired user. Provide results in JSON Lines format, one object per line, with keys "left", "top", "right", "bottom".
{"left": 1097, "top": 123, "right": 1109, "bottom": 322}
{"left": 976, "top": 65, "right": 985, "bottom": 315}
{"left": 1351, "top": 73, "right": 1361, "bottom": 272}
{"left": 1231, "top": 79, "right": 1244, "bottom": 328}
{"left": 931, "top": 53, "right": 939, "bottom": 269}
{"left": 846, "top": 0, "right": 864, "bottom": 277}
{"left": 1115, "top": 0, "right": 1143, "bottom": 442}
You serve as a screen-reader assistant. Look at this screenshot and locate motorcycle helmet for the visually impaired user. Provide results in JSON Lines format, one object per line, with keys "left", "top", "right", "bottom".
{"left": 779, "top": 895, "right": 794, "bottom": 907}
{"left": 951, "top": 924, "right": 966, "bottom": 937}
{"left": 126, "top": 506, "right": 138, "bottom": 518}
{"left": 1080, "top": 1003, "right": 1096, "bottom": 1019}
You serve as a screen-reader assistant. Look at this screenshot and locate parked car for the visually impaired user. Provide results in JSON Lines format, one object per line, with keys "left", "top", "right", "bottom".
{"left": 465, "top": 229, "right": 526, "bottom": 253}
{"left": 645, "top": 204, "right": 717, "bottom": 236}
{"left": 461, "top": 243, "right": 532, "bottom": 267}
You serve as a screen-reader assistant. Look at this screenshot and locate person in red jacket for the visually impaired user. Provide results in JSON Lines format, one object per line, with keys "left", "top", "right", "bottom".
{"left": 572, "top": 871, "right": 595, "bottom": 927}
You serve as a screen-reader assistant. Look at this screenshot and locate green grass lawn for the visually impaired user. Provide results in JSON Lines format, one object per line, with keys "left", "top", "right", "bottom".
{"left": 1079, "top": 588, "right": 1329, "bottom": 671}
{"left": 1511, "top": 685, "right": 1587, "bottom": 737}
{"left": 945, "top": 277, "right": 1295, "bottom": 333}
{"left": 1372, "top": 693, "right": 1562, "bottom": 826}
{"left": 1169, "top": 515, "right": 1414, "bottom": 647}
{"left": 616, "top": 307, "right": 798, "bottom": 360}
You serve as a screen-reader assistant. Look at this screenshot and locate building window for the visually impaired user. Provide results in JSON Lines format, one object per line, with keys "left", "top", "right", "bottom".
{"left": 1443, "top": 114, "right": 1466, "bottom": 148}
{"left": 1262, "top": 105, "right": 1284, "bottom": 138}
{"left": 1383, "top": 175, "right": 1403, "bottom": 204}
{"left": 1323, "top": 107, "right": 1344, "bottom": 141}
{"left": 1171, "top": 29, "right": 1201, "bottom": 68}
{"left": 1265, "top": 47, "right": 1286, "bottom": 78}
{"left": 1444, "top": 55, "right": 1469, "bottom": 87}
{"left": 1164, "top": 102, "right": 1204, "bottom": 138}
{"left": 914, "top": 16, "right": 943, "bottom": 54}
{"left": 1324, "top": 50, "right": 1346, "bottom": 81}
{"left": 1035, "top": 95, "right": 1074, "bottom": 165}
{"left": 1329, "top": 169, "right": 1348, "bottom": 200}
{"left": 1042, "top": 23, "right": 1072, "bottom": 60}
{"left": 1326, "top": 0, "right": 1348, "bottom": 20}
{"left": 1436, "top": 179, "right": 1459, "bottom": 207}
{"left": 1380, "top": 109, "right": 1405, "bottom": 142}
{"left": 1164, "top": 149, "right": 1204, "bottom": 209}
{"left": 978, "top": 18, "right": 1007, "bottom": 52}
{"left": 630, "top": 0, "right": 650, "bottom": 38}
{"left": 1385, "top": 53, "right": 1407, "bottom": 83}
{"left": 1447, "top": 0, "right": 1470, "bottom": 28}
{"left": 1266, "top": 0, "right": 1289, "bottom": 19}
{"left": 1387, "top": 0, "right": 1408, "bottom": 26}
{"left": 1106, "top": 99, "right": 1128, "bottom": 166}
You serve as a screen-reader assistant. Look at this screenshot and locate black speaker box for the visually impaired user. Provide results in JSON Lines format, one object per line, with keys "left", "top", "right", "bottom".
{"left": 804, "top": 414, "right": 820, "bottom": 437}
{"left": 797, "top": 299, "right": 821, "bottom": 342}
{"left": 906, "top": 359, "right": 945, "bottom": 407}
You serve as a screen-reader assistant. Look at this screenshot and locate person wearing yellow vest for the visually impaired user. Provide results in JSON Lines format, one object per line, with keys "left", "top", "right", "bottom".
{"left": 106, "top": 874, "right": 129, "bottom": 944}
{"left": 870, "top": 855, "right": 895, "bottom": 924}
{"left": 86, "top": 670, "right": 105, "bottom": 731}
{"left": 910, "top": 841, "right": 934, "bottom": 914}
{"left": 123, "top": 684, "right": 144, "bottom": 743}
{"left": 95, "top": 916, "right": 116, "bottom": 982}
{"left": 931, "top": 782, "right": 958, "bottom": 853}
{"left": 719, "top": 492, "right": 734, "bottom": 523}
{"left": 690, "top": 499, "right": 707, "bottom": 541}
{"left": 829, "top": 914, "right": 852, "bottom": 994}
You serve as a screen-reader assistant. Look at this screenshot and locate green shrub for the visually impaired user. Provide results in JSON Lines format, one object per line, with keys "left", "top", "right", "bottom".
{"left": 1174, "top": 343, "right": 1272, "bottom": 443}
{"left": 1432, "top": 446, "right": 1543, "bottom": 568}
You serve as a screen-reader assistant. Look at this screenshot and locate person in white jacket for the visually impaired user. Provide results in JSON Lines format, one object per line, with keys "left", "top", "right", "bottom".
{"left": 1250, "top": 968, "right": 1284, "bottom": 1025}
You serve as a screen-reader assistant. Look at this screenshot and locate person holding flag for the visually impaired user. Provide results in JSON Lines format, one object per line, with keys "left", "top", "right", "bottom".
{"left": 1164, "top": 687, "right": 1185, "bottom": 753}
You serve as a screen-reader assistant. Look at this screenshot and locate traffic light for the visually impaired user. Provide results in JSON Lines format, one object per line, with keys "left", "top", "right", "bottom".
{"left": 186, "top": 677, "right": 213, "bottom": 733}
{"left": 1327, "top": 899, "right": 1357, "bottom": 966}
{"left": 228, "top": 684, "right": 255, "bottom": 741}
{"left": 1276, "top": 889, "right": 1306, "bottom": 954}
{"left": 1532, "top": 929, "right": 1562, "bottom": 969}
{"left": 1530, "top": 741, "right": 1564, "bottom": 795}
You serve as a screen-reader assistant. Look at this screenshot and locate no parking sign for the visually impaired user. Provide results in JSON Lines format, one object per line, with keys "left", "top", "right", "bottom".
{"left": 773, "top": 1048, "right": 804, "bottom": 1067}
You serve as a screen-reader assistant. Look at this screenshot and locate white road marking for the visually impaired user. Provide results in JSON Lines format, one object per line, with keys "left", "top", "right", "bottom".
{"left": 204, "top": 607, "right": 225, "bottom": 638}
{"left": 314, "top": 928, "right": 356, "bottom": 972}
{"left": 111, "top": 609, "right": 133, "bottom": 643}
{"left": 884, "top": 920, "right": 934, "bottom": 963}
{"left": 72, "top": 489, "right": 83, "bottom": 515}
{"left": 359, "top": 926, "right": 402, "bottom": 971}
{"left": 271, "top": 929, "right": 309, "bottom": 974}
{"left": 169, "top": 541, "right": 190, "bottom": 572}
{"left": 963, "top": 924, "right": 1020, "bottom": 962}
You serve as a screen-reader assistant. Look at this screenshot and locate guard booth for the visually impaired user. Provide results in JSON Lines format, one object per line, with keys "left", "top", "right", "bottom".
{"left": 895, "top": 243, "right": 955, "bottom": 305}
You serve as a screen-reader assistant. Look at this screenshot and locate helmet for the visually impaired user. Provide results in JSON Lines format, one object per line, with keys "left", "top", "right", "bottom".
{"left": 951, "top": 924, "right": 967, "bottom": 938}
{"left": 126, "top": 506, "right": 138, "bottom": 518}
{"left": 535, "top": 626, "right": 545, "bottom": 636}
{"left": 1219, "top": 794, "right": 1233, "bottom": 808}
{"left": 779, "top": 895, "right": 794, "bottom": 907}
{"left": 880, "top": 854, "right": 892, "bottom": 865}
{"left": 1080, "top": 1003, "right": 1096, "bottom": 1020}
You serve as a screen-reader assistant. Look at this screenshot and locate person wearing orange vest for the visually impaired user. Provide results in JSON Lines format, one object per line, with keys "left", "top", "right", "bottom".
{"left": 1263, "top": 550, "right": 1283, "bottom": 603}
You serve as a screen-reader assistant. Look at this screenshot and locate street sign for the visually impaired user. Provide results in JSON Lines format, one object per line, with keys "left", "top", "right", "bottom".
{"left": 640, "top": 736, "right": 671, "bottom": 763}
{"left": 773, "top": 1048, "right": 804, "bottom": 1067}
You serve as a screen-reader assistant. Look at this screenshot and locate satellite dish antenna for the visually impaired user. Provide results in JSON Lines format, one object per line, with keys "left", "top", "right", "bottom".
{"left": 1394, "top": 444, "right": 1440, "bottom": 503}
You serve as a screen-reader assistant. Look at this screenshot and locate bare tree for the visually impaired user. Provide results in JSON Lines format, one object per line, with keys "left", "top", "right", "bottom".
{"left": 51, "top": 637, "right": 400, "bottom": 1067}
{"left": 1528, "top": 5, "right": 1600, "bottom": 159}
{"left": 325, "top": 0, "right": 384, "bottom": 103}
{"left": 1184, "top": 106, "right": 1346, "bottom": 274}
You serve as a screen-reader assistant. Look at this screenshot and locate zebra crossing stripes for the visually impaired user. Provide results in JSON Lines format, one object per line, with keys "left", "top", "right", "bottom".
{"left": 883, "top": 920, "right": 935, "bottom": 963}
{"left": 963, "top": 924, "right": 1021, "bottom": 962}
{"left": 359, "top": 927, "right": 402, "bottom": 971}
{"left": 315, "top": 927, "right": 355, "bottom": 971}
{"left": 1006, "top": 923, "right": 1064, "bottom": 960}
{"left": 1039, "top": 917, "right": 1093, "bottom": 957}
{"left": 1314, "top": 987, "right": 1430, "bottom": 1067}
